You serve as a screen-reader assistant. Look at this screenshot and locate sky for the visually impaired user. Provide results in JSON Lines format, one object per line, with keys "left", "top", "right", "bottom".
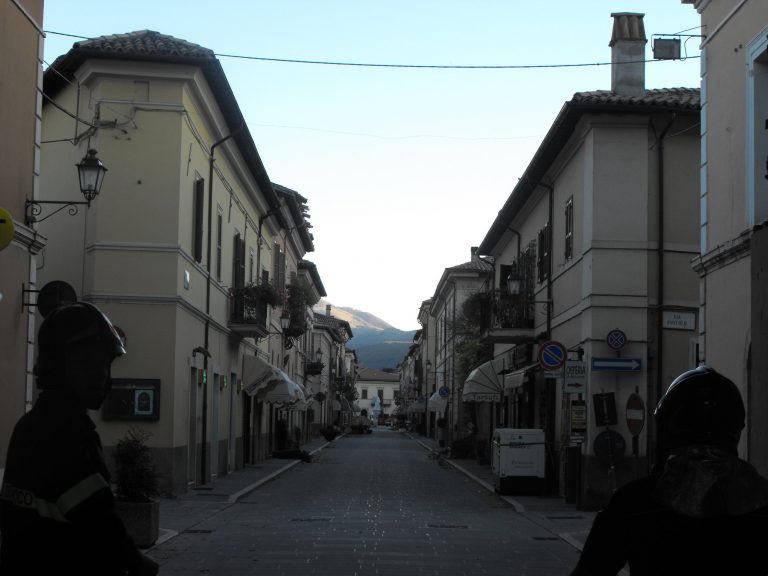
{"left": 41, "top": 1, "right": 702, "bottom": 331}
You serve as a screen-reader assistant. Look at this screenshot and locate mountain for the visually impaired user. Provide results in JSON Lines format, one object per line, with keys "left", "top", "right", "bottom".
{"left": 314, "top": 300, "right": 416, "bottom": 370}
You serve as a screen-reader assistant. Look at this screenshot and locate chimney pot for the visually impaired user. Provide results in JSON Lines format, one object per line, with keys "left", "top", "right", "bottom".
{"left": 609, "top": 12, "right": 647, "bottom": 98}
{"left": 326, "top": 304, "right": 332, "bottom": 316}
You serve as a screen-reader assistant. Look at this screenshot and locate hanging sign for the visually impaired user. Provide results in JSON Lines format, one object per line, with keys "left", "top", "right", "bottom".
{"left": 563, "top": 360, "right": 586, "bottom": 394}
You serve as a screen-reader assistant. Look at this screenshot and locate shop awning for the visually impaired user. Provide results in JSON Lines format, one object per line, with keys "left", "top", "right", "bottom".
{"left": 463, "top": 358, "right": 505, "bottom": 402}
{"left": 257, "top": 377, "right": 306, "bottom": 404}
{"left": 242, "top": 355, "right": 283, "bottom": 397}
{"left": 502, "top": 363, "right": 538, "bottom": 392}
{"left": 242, "top": 355, "right": 305, "bottom": 405}
{"left": 428, "top": 391, "right": 447, "bottom": 412}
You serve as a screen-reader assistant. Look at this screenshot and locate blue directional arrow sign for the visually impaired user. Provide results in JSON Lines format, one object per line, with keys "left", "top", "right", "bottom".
{"left": 591, "top": 357, "right": 642, "bottom": 372}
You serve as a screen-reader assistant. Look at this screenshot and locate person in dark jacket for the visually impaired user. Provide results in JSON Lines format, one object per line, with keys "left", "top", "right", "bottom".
{"left": 0, "top": 302, "right": 158, "bottom": 576}
{"left": 570, "top": 365, "right": 768, "bottom": 576}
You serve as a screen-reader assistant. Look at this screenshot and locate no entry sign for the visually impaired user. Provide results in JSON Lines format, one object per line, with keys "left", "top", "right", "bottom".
{"left": 626, "top": 393, "right": 645, "bottom": 436}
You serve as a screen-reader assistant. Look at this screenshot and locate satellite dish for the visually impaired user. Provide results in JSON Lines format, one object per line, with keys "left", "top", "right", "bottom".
{"left": 37, "top": 281, "right": 77, "bottom": 318}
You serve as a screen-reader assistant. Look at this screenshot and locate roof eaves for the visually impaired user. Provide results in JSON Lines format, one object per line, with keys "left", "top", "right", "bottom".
{"left": 477, "top": 89, "right": 700, "bottom": 255}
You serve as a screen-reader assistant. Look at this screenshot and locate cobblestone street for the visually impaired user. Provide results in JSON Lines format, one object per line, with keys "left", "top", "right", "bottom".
{"left": 149, "top": 429, "right": 582, "bottom": 575}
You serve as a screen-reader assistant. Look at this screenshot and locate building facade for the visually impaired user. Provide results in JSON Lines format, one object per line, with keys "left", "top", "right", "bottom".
{"left": 0, "top": 0, "right": 46, "bottom": 480}
{"left": 476, "top": 13, "right": 701, "bottom": 507}
{"left": 684, "top": 0, "right": 768, "bottom": 477}
{"left": 38, "top": 30, "right": 323, "bottom": 496}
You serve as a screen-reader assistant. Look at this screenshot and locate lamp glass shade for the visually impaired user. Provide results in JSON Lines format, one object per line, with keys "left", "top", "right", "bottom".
{"left": 76, "top": 149, "right": 107, "bottom": 203}
{"left": 280, "top": 312, "right": 291, "bottom": 330}
{"left": 506, "top": 274, "right": 522, "bottom": 295}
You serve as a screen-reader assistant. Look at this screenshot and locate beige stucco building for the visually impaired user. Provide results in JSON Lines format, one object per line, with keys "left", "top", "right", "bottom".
{"left": 37, "top": 31, "right": 324, "bottom": 496}
{"left": 475, "top": 13, "right": 701, "bottom": 508}
{"left": 684, "top": 0, "right": 768, "bottom": 477}
{"left": 356, "top": 366, "right": 400, "bottom": 421}
{"left": 0, "top": 0, "right": 46, "bottom": 480}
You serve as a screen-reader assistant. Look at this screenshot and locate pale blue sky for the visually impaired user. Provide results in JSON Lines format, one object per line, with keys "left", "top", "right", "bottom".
{"left": 42, "top": 1, "right": 702, "bottom": 330}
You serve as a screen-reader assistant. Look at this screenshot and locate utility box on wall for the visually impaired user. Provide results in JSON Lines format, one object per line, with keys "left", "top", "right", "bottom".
{"left": 491, "top": 428, "right": 545, "bottom": 495}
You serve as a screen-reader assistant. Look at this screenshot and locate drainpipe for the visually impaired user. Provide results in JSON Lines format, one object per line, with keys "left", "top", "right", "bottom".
{"left": 539, "top": 182, "right": 555, "bottom": 338}
{"left": 201, "top": 128, "right": 241, "bottom": 485}
{"left": 654, "top": 115, "right": 676, "bottom": 427}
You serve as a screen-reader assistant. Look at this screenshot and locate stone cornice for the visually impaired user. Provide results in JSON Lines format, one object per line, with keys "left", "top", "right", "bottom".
{"left": 691, "top": 229, "right": 752, "bottom": 276}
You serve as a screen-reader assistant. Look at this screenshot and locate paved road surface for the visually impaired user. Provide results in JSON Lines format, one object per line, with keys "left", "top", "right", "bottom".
{"left": 151, "top": 428, "right": 580, "bottom": 575}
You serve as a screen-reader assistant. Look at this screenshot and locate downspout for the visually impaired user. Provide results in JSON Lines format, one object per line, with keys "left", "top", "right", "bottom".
{"left": 201, "top": 128, "right": 241, "bottom": 485}
{"left": 539, "top": 182, "right": 555, "bottom": 338}
{"left": 655, "top": 116, "right": 676, "bottom": 418}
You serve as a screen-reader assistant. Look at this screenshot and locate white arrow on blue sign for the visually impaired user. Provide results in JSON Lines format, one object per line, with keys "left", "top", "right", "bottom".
{"left": 591, "top": 357, "right": 642, "bottom": 371}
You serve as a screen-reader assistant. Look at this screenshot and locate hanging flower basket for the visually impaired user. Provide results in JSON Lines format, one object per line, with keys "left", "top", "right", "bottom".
{"left": 231, "top": 281, "right": 284, "bottom": 308}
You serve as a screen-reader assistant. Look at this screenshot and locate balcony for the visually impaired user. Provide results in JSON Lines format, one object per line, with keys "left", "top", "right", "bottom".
{"left": 481, "top": 292, "right": 535, "bottom": 345}
{"left": 228, "top": 294, "right": 269, "bottom": 338}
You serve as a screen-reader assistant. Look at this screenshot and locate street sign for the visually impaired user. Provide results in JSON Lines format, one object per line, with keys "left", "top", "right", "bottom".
{"left": 438, "top": 386, "right": 450, "bottom": 398}
{"left": 563, "top": 360, "right": 586, "bottom": 394}
{"left": 626, "top": 393, "right": 645, "bottom": 436}
{"left": 591, "top": 357, "right": 642, "bottom": 372}
{"left": 606, "top": 329, "right": 627, "bottom": 351}
{"left": 538, "top": 340, "right": 567, "bottom": 371}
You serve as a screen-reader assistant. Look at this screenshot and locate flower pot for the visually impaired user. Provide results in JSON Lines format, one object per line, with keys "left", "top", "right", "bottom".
{"left": 115, "top": 500, "right": 159, "bottom": 548}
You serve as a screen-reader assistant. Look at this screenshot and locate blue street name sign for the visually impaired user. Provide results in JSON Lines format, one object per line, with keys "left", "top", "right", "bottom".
{"left": 591, "top": 357, "right": 642, "bottom": 372}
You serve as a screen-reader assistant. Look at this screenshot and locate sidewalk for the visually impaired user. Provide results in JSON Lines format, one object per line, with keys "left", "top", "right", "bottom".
{"left": 151, "top": 430, "right": 598, "bottom": 555}
{"left": 407, "top": 433, "right": 597, "bottom": 552}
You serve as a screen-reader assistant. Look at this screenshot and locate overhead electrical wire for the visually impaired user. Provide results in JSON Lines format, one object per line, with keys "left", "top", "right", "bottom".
{"left": 44, "top": 29, "right": 699, "bottom": 71}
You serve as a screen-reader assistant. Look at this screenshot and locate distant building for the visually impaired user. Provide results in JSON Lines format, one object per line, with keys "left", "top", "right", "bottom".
{"left": 355, "top": 367, "right": 399, "bottom": 420}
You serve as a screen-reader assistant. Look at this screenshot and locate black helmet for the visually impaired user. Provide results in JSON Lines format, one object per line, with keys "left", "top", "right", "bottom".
{"left": 654, "top": 365, "right": 745, "bottom": 456}
{"left": 36, "top": 302, "right": 125, "bottom": 389}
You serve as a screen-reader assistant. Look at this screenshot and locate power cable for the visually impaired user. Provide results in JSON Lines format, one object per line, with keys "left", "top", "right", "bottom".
{"left": 44, "top": 29, "right": 699, "bottom": 71}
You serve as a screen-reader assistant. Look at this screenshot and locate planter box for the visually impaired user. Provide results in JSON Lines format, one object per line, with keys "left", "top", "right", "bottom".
{"left": 115, "top": 500, "right": 159, "bottom": 548}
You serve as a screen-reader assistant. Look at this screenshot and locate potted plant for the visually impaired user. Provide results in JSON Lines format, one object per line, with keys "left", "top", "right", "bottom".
{"left": 112, "top": 428, "right": 160, "bottom": 548}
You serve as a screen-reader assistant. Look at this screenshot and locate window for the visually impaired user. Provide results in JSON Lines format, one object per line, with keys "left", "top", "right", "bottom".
{"left": 192, "top": 178, "right": 204, "bottom": 263}
{"left": 249, "top": 249, "right": 254, "bottom": 283}
{"left": 537, "top": 223, "right": 551, "bottom": 283}
{"left": 232, "top": 233, "right": 245, "bottom": 289}
{"left": 273, "top": 243, "right": 286, "bottom": 291}
{"left": 362, "top": 388, "right": 368, "bottom": 399}
{"left": 747, "top": 30, "right": 768, "bottom": 227}
{"left": 564, "top": 196, "right": 574, "bottom": 260}
{"left": 216, "top": 207, "right": 223, "bottom": 280}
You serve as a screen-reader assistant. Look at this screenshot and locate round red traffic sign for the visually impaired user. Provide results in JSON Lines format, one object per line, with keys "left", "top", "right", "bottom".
{"left": 538, "top": 340, "right": 567, "bottom": 370}
{"left": 626, "top": 393, "right": 645, "bottom": 436}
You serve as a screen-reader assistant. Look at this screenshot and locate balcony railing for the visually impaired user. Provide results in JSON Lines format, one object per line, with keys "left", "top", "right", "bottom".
{"left": 228, "top": 294, "right": 269, "bottom": 338}
{"left": 495, "top": 294, "right": 534, "bottom": 330}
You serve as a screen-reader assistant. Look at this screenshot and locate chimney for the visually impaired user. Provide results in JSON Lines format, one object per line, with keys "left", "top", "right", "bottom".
{"left": 471, "top": 246, "right": 479, "bottom": 262}
{"left": 326, "top": 304, "right": 332, "bottom": 316}
{"left": 609, "top": 12, "right": 646, "bottom": 97}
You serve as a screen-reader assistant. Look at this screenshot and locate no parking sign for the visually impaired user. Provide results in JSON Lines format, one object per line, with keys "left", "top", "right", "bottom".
{"left": 538, "top": 341, "right": 566, "bottom": 371}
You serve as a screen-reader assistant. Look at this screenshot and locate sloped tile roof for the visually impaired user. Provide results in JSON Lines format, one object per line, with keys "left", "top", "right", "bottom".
{"left": 71, "top": 30, "right": 214, "bottom": 60}
{"left": 478, "top": 86, "right": 701, "bottom": 255}
{"left": 572, "top": 88, "right": 700, "bottom": 110}
{"left": 43, "top": 30, "right": 286, "bottom": 227}
{"left": 448, "top": 260, "right": 493, "bottom": 272}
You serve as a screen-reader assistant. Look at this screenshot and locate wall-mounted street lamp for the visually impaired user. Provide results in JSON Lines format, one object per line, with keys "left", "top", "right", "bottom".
{"left": 25, "top": 149, "right": 107, "bottom": 225}
{"left": 506, "top": 262, "right": 552, "bottom": 308}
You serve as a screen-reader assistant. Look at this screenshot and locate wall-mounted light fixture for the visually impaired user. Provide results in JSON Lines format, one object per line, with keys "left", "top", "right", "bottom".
{"left": 25, "top": 149, "right": 107, "bottom": 225}
{"left": 506, "top": 262, "right": 552, "bottom": 308}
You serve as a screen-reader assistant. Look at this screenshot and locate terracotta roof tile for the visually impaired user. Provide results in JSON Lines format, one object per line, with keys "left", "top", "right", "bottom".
{"left": 572, "top": 88, "right": 700, "bottom": 110}
{"left": 72, "top": 30, "right": 214, "bottom": 60}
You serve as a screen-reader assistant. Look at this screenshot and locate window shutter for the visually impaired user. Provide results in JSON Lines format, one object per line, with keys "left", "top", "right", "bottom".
{"left": 232, "top": 233, "right": 246, "bottom": 289}
{"left": 193, "top": 178, "right": 204, "bottom": 262}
